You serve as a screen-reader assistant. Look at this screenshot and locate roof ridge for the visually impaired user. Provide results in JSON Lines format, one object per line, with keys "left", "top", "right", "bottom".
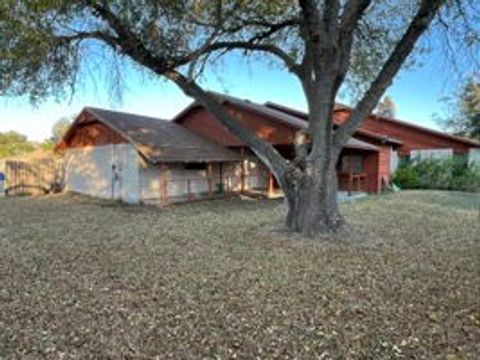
{"left": 85, "top": 106, "right": 169, "bottom": 122}
{"left": 266, "top": 101, "right": 480, "bottom": 147}
{"left": 333, "top": 105, "right": 480, "bottom": 147}
{"left": 57, "top": 106, "right": 241, "bottom": 163}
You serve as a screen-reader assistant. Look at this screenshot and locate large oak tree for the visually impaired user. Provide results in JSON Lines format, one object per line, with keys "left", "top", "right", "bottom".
{"left": 1, "top": 0, "right": 478, "bottom": 236}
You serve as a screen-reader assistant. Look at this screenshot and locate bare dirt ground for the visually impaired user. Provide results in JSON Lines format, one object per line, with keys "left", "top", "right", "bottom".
{"left": 0, "top": 191, "right": 479, "bottom": 359}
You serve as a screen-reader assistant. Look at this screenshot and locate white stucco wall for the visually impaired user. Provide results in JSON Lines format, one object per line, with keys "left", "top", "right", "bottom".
{"left": 245, "top": 157, "right": 269, "bottom": 189}
{"left": 138, "top": 159, "right": 270, "bottom": 204}
{"left": 390, "top": 150, "right": 399, "bottom": 173}
{"left": 65, "top": 143, "right": 270, "bottom": 205}
{"left": 139, "top": 165, "right": 163, "bottom": 201}
{"left": 64, "top": 144, "right": 140, "bottom": 203}
{"left": 139, "top": 162, "right": 228, "bottom": 204}
{"left": 167, "top": 164, "right": 210, "bottom": 198}
{"left": 115, "top": 144, "right": 141, "bottom": 203}
{"left": 223, "top": 156, "right": 268, "bottom": 192}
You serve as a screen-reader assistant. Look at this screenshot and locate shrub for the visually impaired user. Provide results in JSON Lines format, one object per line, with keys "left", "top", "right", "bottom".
{"left": 392, "top": 156, "right": 480, "bottom": 192}
{"left": 392, "top": 163, "right": 419, "bottom": 189}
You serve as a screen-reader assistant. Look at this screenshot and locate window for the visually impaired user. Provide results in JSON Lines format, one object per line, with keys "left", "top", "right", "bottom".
{"left": 341, "top": 155, "right": 364, "bottom": 173}
{"left": 184, "top": 163, "right": 207, "bottom": 170}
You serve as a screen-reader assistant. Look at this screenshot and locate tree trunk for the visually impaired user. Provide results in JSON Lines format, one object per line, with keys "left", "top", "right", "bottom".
{"left": 284, "top": 155, "right": 344, "bottom": 237}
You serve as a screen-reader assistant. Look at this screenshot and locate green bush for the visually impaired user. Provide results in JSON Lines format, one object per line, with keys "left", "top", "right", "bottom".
{"left": 392, "top": 156, "right": 480, "bottom": 192}
{"left": 392, "top": 163, "right": 420, "bottom": 189}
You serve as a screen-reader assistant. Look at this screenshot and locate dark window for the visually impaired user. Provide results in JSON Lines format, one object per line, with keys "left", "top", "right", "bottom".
{"left": 341, "top": 155, "right": 364, "bottom": 173}
{"left": 398, "top": 154, "right": 410, "bottom": 166}
{"left": 184, "top": 163, "right": 207, "bottom": 170}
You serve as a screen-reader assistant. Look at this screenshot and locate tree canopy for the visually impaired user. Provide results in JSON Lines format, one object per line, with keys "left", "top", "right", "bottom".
{"left": 0, "top": 131, "right": 36, "bottom": 159}
{"left": 51, "top": 117, "right": 73, "bottom": 143}
{"left": 375, "top": 96, "right": 397, "bottom": 118}
{"left": 437, "top": 77, "right": 480, "bottom": 140}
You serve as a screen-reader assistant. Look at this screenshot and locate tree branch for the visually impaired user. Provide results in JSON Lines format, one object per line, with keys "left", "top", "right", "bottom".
{"left": 171, "top": 73, "right": 289, "bottom": 181}
{"left": 54, "top": 30, "right": 118, "bottom": 50}
{"left": 334, "top": 0, "right": 444, "bottom": 147}
{"left": 340, "top": 0, "right": 372, "bottom": 34}
{"left": 298, "top": 0, "right": 323, "bottom": 74}
{"left": 84, "top": 1, "right": 290, "bottom": 183}
{"left": 191, "top": 40, "right": 301, "bottom": 74}
{"left": 179, "top": 16, "right": 301, "bottom": 76}
{"left": 333, "top": 0, "right": 372, "bottom": 91}
{"left": 87, "top": 1, "right": 174, "bottom": 73}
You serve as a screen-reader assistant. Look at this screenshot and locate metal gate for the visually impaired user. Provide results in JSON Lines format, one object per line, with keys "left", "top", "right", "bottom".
{"left": 4, "top": 159, "right": 64, "bottom": 196}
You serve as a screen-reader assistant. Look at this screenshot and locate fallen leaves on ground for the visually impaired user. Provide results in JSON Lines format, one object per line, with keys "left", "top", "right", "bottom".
{"left": 0, "top": 191, "right": 479, "bottom": 359}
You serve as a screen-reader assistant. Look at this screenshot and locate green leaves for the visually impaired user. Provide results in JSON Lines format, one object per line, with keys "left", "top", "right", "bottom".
{"left": 0, "top": 1, "right": 83, "bottom": 102}
{"left": 0, "top": 131, "right": 36, "bottom": 159}
{"left": 437, "top": 77, "right": 480, "bottom": 140}
{"left": 393, "top": 156, "right": 480, "bottom": 192}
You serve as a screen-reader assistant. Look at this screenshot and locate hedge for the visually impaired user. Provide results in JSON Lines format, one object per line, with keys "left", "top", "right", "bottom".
{"left": 392, "top": 157, "right": 480, "bottom": 192}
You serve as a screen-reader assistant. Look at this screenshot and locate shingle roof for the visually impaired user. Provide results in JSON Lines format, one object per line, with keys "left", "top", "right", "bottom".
{"left": 265, "top": 101, "right": 403, "bottom": 146}
{"left": 210, "top": 92, "right": 309, "bottom": 129}
{"left": 173, "top": 92, "right": 380, "bottom": 152}
{"left": 265, "top": 101, "right": 480, "bottom": 148}
{"left": 78, "top": 107, "right": 241, "bottom": 163}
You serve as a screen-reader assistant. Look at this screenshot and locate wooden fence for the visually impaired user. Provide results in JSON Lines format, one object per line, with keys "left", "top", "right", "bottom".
{"left": 4, "top": 159, "right": 64, "bottom": 196}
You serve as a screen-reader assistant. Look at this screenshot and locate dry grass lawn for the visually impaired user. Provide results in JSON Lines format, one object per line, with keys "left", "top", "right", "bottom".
{"left": 0, "top": 191, "right": 479, "bottom": 359}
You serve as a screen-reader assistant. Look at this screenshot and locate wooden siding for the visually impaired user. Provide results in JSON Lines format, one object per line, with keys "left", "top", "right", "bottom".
{"left": 177, "top": 104, "right": 384, "bottom": 194}
{"left": 377, "top": 145, "right": 392, "bottom": 191}
{"left": 363, "top": 152, "right": 379, "bottom": 193}
{"left": 177, "top": 104, "right": 296, "bottom": 146}
{"left": 57, "top": 120, "right": 127, "bottom": 150}
{"left": 335, "top": 110, "right": 474, "bottom": 155}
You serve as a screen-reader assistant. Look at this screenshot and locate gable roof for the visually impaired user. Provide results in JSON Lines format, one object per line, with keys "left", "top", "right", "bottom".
{"left": 362, "top": 110, "right": 480, "bottom": 148}
{"left": 267, "top": 101, "right": 480, "bottom": 148}
{"left": 59, "top": 107, "right": 242, "bottom": 163}
{"left": 173, "top": 92, "right": 380, "bottom": 151}
{"left": 265, "top": 101, "right": 403, "bottom": 146}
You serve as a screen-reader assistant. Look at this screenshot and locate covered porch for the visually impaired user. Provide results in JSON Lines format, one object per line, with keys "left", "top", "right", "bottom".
{"left": 261, "top": 138, "right": 381, "bottom": 198}
{"left": 337, "top": 149, "right": 379, "bottom": 195}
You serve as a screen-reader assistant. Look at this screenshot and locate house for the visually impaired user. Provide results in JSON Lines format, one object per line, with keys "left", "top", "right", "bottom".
{"left": 262, "top": 100, "right": 480, "bottom": 190}
{"left": 266, "top": 101, "right": 480, "bottom": 161}
{"left": 173, "top": 93, "right": 397, "bottom": 194}
{"left": 57, "top": 93, "right": 480, "bottom": 204}
{"left": 173, "top": 93, "right": 479, "bottom": 194}
{"left": 56, "top": 107, "right": 242, "bottom": 204}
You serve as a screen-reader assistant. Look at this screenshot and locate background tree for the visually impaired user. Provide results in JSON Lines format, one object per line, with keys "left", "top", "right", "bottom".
{"left": 437, "top": 77, "right": 480, "bottom": 140}
{"left": 40, "top": 116, "right": 73, "bottom": 150}
{"left": 0, "top": 131, "right": 36, "bottom": 159}
{"left": 375, "top": 96, "right": 397, "bottom": 119}
{"left": 51, "top": 117, "right": 73, "bottom": 143}
{"left": 0, "top": 0, "right": 478, "bottom": 236}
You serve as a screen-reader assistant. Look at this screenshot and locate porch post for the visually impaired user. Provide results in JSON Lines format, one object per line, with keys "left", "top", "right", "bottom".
{"left": 207, "top": 163, "right": 213, "bottom": 196}
{"left": 348, "top": 155, "right": 353, "bottom": 196}
{"left": 187, "top": 179, "right": 192, "bottom": 201}
{"left": 268, "top": 173, "right": 274, "bottom": 198}
{"left": 160, "top": 164, "right": 169, "bottom": 206}
{"left": 240, "top": 147, "right": 245, "bottom": 194}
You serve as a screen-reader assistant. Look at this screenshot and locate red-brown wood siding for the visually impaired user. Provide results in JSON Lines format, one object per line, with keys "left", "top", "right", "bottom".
{"left": 57, "top": 118, "right": 127, "bottom": 150}
{"left": 335, "top": 110, "right": 473, "bottom": 154}
{"left": 177, "top": 105, "right": 296, "bottom": 146}
{"left": 363, "top": 152, "right": 379, "bottom": 193}
{"left": 378, "top": 145, "right": 391, "bottom": 191}
{"left": 177, "top": 104, "right": 383, "bottom": 194}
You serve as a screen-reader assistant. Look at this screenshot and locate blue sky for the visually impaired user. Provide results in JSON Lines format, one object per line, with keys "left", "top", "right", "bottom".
{"left": 0, "top": 49, "right": 459, "bottom": 142}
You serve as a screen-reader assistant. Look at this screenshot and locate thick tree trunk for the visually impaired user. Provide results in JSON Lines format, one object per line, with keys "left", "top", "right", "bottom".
{"left": 284, "top": 156, "right": 345, "bottom": 237}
